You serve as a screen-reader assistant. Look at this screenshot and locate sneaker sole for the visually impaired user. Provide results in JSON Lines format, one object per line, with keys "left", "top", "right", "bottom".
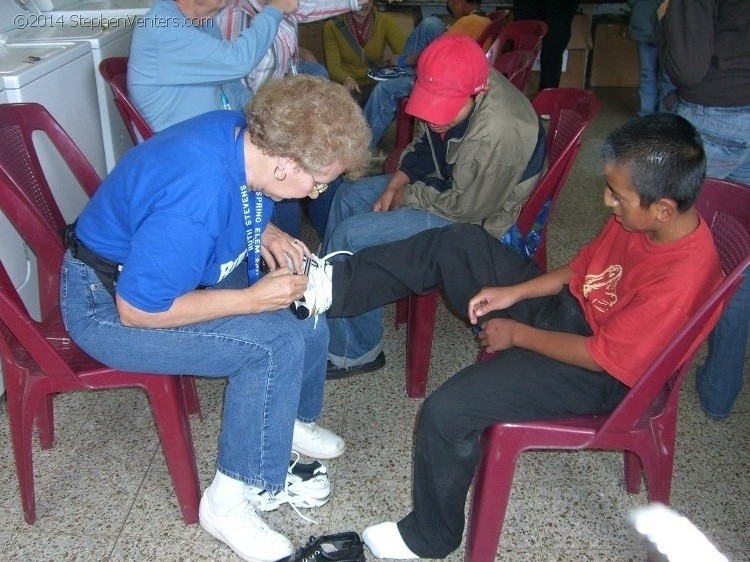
{"left": 292, "top": 443, "right": 345, "bottom": 460}
{"left": 326, "top": 352, "right": 386, "bottom": 381}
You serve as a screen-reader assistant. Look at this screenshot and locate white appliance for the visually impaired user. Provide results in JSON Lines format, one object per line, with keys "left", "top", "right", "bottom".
{"left": 35, "top": 0, "right": 153, "bottom": 21}
{"left": 0, "top": 82, "right": 8, "bottom": 396}
{"left": 7, "top": 0, "right": 135, "bottom": 172}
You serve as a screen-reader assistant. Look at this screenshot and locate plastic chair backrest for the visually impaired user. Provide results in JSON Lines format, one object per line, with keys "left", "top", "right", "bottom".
{"left": 0, "top": 169, "right": 74, "bottom": 376}
{"left": 493, "top": 51, "right": 536, "bottom": 91}
{"left": 597, "top": 180, "right": 750, "bottom": 436}
{"left": 477, "top": 10, "right": 511, "bottom": 51}
{"left": 98, "top": 57, "right": 154, "bottom": 144}
{"left": 493, "top": 20, "right": 548, "bottom": 57}
{"left": 509, "top": 89, "right": 600, "bottom": 266}
{"left": 0, "top": 103, "right": 100, "bottom": 233}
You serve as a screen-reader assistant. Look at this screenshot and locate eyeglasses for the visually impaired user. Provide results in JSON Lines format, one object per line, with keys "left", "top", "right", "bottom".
{"left": 310, "top": 176, "right": 329, "bottom": 197}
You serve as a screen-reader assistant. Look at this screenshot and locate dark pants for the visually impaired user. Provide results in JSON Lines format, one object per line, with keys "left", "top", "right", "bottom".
{"left": 513, "top": 0, "right": 581, "bottom": 90}
{"left": 329, "top": 224, "right": 628, "bottom": 558}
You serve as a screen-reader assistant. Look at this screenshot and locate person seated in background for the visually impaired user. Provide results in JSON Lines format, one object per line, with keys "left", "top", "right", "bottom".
{"left": 62, "top": 76, "right": 371, "bottom": 562}
{"left": 312, "top": 113, "right": 723, "bottom": 559}
{"left": 128, "top": 0, "right": 297, "bottom": 132}
{"left": 322, "top": 35, "right": 545, "bottom": 378}
{"left": 323, "top": 0, "right": 406, "bottom": 105}
{"left": 364, "top": 0, "right": 491, "bottom": 148}
{"left": 216, "top": 0, "right": 365, "bottom": 241}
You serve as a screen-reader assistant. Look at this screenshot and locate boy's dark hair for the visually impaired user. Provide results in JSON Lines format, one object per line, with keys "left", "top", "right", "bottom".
{"left": 601, "top": 113, "right": 706, "bottom": 212}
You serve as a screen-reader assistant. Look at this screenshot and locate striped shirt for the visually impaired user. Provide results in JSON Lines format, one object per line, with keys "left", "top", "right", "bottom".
{"left": 218, "top": 0, "right": 361, "bottom": 93}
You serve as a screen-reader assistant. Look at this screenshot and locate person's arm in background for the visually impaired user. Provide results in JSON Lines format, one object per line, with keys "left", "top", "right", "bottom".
{"left": 382, "top": 14, "right": 407, "bottom": 60}
{"left": 294, "top": 0, "right": 362, "bottom": 23}
{"left": 655, "top": 0, "right": 715, "bottom": 89}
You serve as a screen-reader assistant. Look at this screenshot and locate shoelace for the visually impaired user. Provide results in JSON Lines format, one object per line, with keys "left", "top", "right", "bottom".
{"left": 309, "top": 250, "right": 353, "bottom": 327}
{"left": 280, "top": 451, "right": 326, "bottom": 525}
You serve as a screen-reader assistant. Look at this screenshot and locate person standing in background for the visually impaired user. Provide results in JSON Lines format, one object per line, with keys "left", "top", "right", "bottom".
{"left": 512, "top": 0, "right": 580, "bottom": 90}
{"left": 628, "top": 0, "right": 675, "bottom": 115}
{"left": 656, "top": 0, "right": 750, "bottom": 419}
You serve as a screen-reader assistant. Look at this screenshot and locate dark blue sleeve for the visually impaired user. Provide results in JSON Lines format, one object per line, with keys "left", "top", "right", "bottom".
{"left": 398, "top": 132, "right": 451, "bottom": 192}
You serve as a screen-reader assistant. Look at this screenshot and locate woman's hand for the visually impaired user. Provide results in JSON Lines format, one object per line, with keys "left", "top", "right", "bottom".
{"left": 343, "top": 76, "right": 361, "bottom": 96}
{"left": 477, "top": 318, "right": 517, "bottom": 354}
{"left": 261, "top": 223, "right": 310, "bottom": 273}
{"left": 468, "top": 286, "right": 521, "bottom": 325}
{"left": 248, "top": 268, "right": 308, "bottom": 312}
{"left": 268, "top": 0, "right": 300, "bottom": 14}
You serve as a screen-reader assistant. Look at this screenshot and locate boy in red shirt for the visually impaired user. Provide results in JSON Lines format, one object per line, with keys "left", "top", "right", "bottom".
{"left": 317, "top": 112, "right": 723, "bottom": 558}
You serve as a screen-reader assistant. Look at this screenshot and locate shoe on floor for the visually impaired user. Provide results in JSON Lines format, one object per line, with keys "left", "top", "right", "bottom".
{"left": 293, "top": 420, "right": 345, "bottom": 459}
{"left": 282, "top": 532, "right": 366, "bottom": 562}
{"left": 362, "top": 522, "right": 418, "bottom": 560}
{"left": 326, "top": 352, "right": 385, "bottom": 380}
{"left": 291, "top": 251, "right": 352, "bottom": 319}
{"left": 199, "top": 492, "right": 293, "bottom": 562}
{"left": 250, "top": 452, "right": 332, "bottom": 511}
{"left": 367, "top": 66, "right": 412, "bottom": 81}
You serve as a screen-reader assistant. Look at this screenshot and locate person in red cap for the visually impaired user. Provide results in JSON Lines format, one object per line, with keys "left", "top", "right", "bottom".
{"left": 322, "top": 34, "right": 546, "bottom": 379}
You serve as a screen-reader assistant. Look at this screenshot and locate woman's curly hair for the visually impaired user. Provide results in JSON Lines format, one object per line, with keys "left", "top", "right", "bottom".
{"left": 245, "top": 75, "right": 372, "bottom": 179}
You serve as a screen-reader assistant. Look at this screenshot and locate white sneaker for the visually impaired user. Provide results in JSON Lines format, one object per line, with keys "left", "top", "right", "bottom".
{"left": 199, "top": 493, "right": 293, "bottom": 562}
{"left": 291, "top": 251, "right": 352, "bottom": 319}
{"left": 249, "top": 452, "right": 331, "bottom": 512}
{"left": 292, "top": 420, "right": 345, "bottom": 459}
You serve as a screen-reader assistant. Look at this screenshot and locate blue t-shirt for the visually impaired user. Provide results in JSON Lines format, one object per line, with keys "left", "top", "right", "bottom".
{"left": 76, "top": 111, "right": 271, "bottom": 313}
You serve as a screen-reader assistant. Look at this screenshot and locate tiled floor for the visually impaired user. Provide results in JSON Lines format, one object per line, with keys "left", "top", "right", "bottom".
{"left": 1, "top": 88, "right": 748, "bottom": 561}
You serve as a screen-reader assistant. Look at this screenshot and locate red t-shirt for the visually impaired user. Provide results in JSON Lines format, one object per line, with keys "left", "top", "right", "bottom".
{"left": 568, "top": 216, "right": 723, "bottom": 387}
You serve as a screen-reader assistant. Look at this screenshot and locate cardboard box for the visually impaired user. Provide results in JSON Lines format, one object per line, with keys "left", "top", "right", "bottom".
{"left": 589, "top": 23, "right": 640, "bottom": 87}
{"left": 530, "top": 14, "right": 592, "bottom": 91}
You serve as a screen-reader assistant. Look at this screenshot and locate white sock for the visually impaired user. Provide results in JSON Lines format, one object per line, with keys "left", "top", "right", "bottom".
{"left": 362, "top": 522, "right": 418, "bottom": 559}
{"left": 205, "top": 471, "right": 248, "bottom": 515}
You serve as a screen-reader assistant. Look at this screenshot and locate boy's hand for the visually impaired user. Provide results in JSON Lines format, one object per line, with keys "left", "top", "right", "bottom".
{"left": 468, "top": 286, "right": 520, "bottom": 324}
{"left": 477, "top": 318, "right": 517, "bottom": 353}
{"left": 373, "top": 185, "right": 404, "bottom": 212}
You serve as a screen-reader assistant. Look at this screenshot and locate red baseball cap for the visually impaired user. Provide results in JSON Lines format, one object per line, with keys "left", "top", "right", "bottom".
{"left": 406, "top": 35, "right": 490, "bottom": 126}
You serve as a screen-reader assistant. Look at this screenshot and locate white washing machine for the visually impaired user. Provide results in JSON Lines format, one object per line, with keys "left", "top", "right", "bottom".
{"left": 35, "top": 0, "right": 153, "bottom": 21}
{"left": 8, "top": 0, "right": 136, "bottom": 171}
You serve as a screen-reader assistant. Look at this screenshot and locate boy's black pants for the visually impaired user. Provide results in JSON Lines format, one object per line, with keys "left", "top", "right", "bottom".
{"left": 329, "top": 224, "right": 628, "bottom": 558}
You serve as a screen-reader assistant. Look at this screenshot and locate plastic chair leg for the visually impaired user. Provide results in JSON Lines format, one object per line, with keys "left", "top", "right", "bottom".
{"left": 623, "top": 450, "right": 643, "bottom": 494}
{"left": 465, "top": 432, "right": 520, "bottom": 562}
{"left": 6, "top": 382, "right": 40, "bottom": 524}
{"left": 35, "top": 394, "right": 55, "bottom": 450}
{"left": 182, "top": 377, "right": 203, "bottom": 420}
{"left": 147, "top": 377, "right": 200, "bottom": 524}
{"left": 405, "top": 291, "right": 439, "bottom": 399}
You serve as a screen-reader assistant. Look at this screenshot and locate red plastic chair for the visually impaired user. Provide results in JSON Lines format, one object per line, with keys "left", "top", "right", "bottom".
{"left": 492, "top": 50, "right": 536, "bottom": 92}
{"left": 0, "top": 103, "right": 202, "bottom": 418}
{"left": 98, "top": 57, "right": 154, "bottom": 144}
{"left": 398, "top": 89, "right": 600, "bottom": 398}
{"left": 464, "top": 179, "right": 750, "bottom": 562}
{"left": 476, "top": 10, "right": 511, "bottom": 51}
{"left": 485, "top": 19, "right": 548, "bottom": 65}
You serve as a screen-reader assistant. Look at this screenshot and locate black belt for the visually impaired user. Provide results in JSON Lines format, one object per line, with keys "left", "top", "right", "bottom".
{"left": 65, "top": 226, "right": 121, "bottom": 297}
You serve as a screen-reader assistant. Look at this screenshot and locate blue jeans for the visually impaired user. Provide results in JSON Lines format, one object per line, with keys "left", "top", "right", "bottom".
{"left": 60, "top": 253, "right": 328, "bottom": 490}
{"left": 695, "top": 274, "right": 750, "bottom": 419}
{"left": 635, "top": 41, "right": 675, "bottom": 115}
{"left": 674, "top": 100, "right": 750, "bottom": 183}
{"left": 363, "top": 16, "right": 446, "bottom": 148}
{"left": 675, "top": 101, "right": 750, "bottom": 417}
{"left": 322, "top": 175, "right": 454, "bottom": 367}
